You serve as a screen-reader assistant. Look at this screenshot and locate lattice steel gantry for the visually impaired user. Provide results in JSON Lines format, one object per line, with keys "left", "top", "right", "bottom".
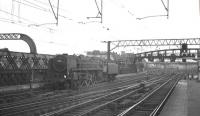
{"left": 103, "top": 38, "right": 200, "bottom": 61}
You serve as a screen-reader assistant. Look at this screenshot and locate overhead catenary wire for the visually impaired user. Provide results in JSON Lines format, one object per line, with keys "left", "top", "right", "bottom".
{"left": 19, "top": 0, "right": 73, "bottom": 20}
{"left": 14, "top": 0, "right": 49, "bottom": 12}
{"left": 11, "top": 0, "right": 16, "bottom": 21}
{"left": 1, "top": 0, "right": 171, "bottom": 30}
{"left": 0, "top": 0, "right": 110, "bottom": 31}
{"left": 137, "top": 14, "right": 168, "bottom": 20}
{"left": 0, "top": 0, "right": 59, "bottom": 30}
{"left": 136, "top": 0, "right": 169, "bottom": 20}
{"left": 33, "top": 0, "right": 69, "bottom": 13}
{"left": 0, "top": 9, "right": 55, "bottom": 32}
{"left": 12, "top": 0, "right": 91, "bottom": 25}
{"left": 0, "top": 17, "right": 15, "bottom": 23}
{"left": 108, "top": 0, "right": 134, "bottom": 17}
{"left": 17, "top": 0, "right": 21, "bottom": 22}
{"left": 0, "top": 9, "right": 36, "bottom": 24}
{"left": 2, "top": 0, "right": 106, "bottom": 27}
{"left": 13, "top": 0, "right": 62, "bottom": 25}
{"left": 23, "top": 0, "right": 48, "bottom": 10}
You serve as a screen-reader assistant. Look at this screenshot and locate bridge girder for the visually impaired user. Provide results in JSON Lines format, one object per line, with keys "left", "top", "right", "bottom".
{"left": 0, "top": 33, "right": 37, "bottom": 54}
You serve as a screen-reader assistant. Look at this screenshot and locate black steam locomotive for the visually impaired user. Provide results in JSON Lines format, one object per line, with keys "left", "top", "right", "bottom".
{"left": 45, "top": 54, "right": 119, "bottom": 89}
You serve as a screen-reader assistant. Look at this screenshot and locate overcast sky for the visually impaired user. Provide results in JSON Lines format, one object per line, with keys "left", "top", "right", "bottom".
{"left": 0, "top": 0, "right": 200, "bottom": 55}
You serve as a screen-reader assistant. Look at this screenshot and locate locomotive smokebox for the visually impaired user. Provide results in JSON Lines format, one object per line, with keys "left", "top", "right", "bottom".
{"left": 52, "top": 55, "right": 67, "bottom": 72}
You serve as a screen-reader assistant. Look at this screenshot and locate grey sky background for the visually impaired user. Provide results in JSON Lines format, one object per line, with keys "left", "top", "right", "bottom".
{"left": 0, "top": 0, "right": 199, "bottom": 55}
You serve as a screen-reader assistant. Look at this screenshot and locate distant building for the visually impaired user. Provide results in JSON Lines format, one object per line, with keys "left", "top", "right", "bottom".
{"left": 86, "top": 50, "right": 115, "bottom": 60}
{"left": 86, "top": 50, "right": 135, "bottom": 63}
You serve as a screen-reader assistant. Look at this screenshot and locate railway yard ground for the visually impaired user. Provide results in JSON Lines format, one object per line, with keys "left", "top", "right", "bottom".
{"left": 0, "top": 71, "right": 151, "bottom": 105}
{"left": 0, "top": 72, "right": 147, "bottom": 93}
{"left": 0, "top": 71, "right": 148, "bottom": 103}
{"left": 1, "top": 71, "right": 200, "bottom": 116}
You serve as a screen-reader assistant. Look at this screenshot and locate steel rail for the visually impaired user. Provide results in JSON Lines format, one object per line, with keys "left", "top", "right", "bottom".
{"left": 149, "top": 77, "right": 179, "bottom": 116}
{"left": 41, "top": 76, "right": 168, "bottom": 116}
{"left": 77, "top": 79, "right": 166, "bottom": 116}
{"left": 118, "top": 77, "right": 180, "bottom": 116}
{"left": 0, "top": 73, "right": 147, "bottom": 109}
{"left": 0, "top": 71, "right": 171, "bottom": 116}
{"left": 1, "top": 73, "right": 163, "bottom": 116}
{"left": 0, "top": 71, "right": 160, "bottom": 109}
{"left": 76, "top": 74, "right": 179, "bottom": 116}
{"left": 41, "top": 84, "right": 143, "bottom": 116}
{"left": 1, "top": 91, "right": 109, "bottom": 116}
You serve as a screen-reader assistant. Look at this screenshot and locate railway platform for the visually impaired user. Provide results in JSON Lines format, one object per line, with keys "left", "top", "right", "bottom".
{"left": 159, "top": 79, "right": 200, "bottom": 116}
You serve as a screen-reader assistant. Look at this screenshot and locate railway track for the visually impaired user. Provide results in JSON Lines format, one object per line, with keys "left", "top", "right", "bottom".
{"left": 0, "top": 81, "right": 147, "bottom": 115}
{"left": 0, "top": 71, "right": 173, "bottom": 116}
{"left": 0, "top": 88, "right": 50, "bottom": 104}
{"left": 0, "top": 90, "right": 32, "bottom": 104}
{"left": 40, "top": 74, "right": 172, "bottom": 116}
{"left": 0, "top": 71, "right": 162, "bottom": 108}
{"left": 41, "top": 73, "right": 181, "bottom": 116}
{"left": 118, "top": 75, "right": 180, "bottom": 116}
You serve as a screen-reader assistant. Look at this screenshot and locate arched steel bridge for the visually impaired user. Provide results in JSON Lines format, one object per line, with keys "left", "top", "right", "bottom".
{"left": 0, "top": 33, "right": 37, "bottom": 54}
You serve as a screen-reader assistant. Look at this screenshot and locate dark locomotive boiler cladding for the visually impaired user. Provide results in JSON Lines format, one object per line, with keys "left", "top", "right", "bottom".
{"left": 45, "top": 54, "right": 119, "bottom": 90}
{"left": 46, "top": 54, "right": 77, "bottom": 90}
{"left": 52, "top": 55, "right": 68, "bottom": 73}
